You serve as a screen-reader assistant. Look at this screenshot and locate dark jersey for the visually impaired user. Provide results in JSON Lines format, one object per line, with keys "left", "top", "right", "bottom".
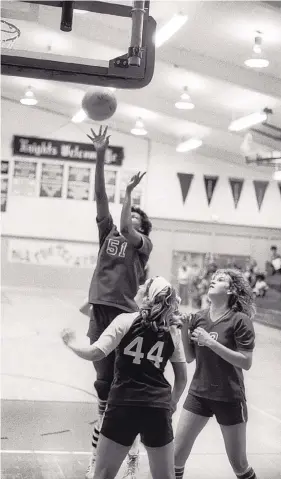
{"left": 95, "top": 312, "right": 186, "bottom": 409}
{"left": 89, "top": 214, "right": 152, "bottom": 312}
{"left": 188, "top": 309, "right": 255, "bottom": 402}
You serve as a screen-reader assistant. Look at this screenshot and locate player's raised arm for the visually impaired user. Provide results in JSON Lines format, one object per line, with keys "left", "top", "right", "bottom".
{"left": 120, "top": 171, "right": 146, "bottom": 247}
{"left": 87, "top": 126, "right": 110, "bottom": 221}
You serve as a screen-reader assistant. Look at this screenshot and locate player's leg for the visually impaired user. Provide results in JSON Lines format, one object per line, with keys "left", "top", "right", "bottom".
{"left": 87, "top": 305, "right": 121, "bottom": 478}
{"left": 146, "top": 442, "right": 175, "bottom": 479}
{"left": 122, "top": 435, "right": 141, "bottom": 479}
{"left": 217, "top": 401, "right": 257, "bottom": 478}
{"left": 141, "top": 407, "right": 174, "bottom": 479}
{"left": 93, "top": 405, "right": 139, "bottom": 479}
{"left": 174, "top": 394, "right": 211, "bottom": 479}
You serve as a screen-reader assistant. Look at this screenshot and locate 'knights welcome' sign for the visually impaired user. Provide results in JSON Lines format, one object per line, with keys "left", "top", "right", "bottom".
{"left": 12, "top": 135, "right": 124, "bottom": 166}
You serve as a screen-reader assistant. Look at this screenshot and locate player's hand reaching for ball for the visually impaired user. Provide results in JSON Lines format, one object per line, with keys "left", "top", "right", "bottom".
{"left": 87, "top": 126, "right": 110, "bottom": 151}
{"left": 191, "top": 327, "right": 213, "bottom": 347}
{"left": 126, "top": 171, "right": 146, "bottom": 193}
{"left": 61, "top": 328, "right": 76, "bottom": 346}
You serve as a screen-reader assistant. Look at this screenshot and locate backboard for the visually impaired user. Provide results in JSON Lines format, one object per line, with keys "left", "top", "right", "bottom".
{"left": 1, "top": 1, "right": 156, "bottom": 89}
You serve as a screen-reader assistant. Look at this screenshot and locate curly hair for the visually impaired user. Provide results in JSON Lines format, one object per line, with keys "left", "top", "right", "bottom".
{"left": 131, "top": 206, "right": 152, "bottom": 236}
{"left": 132, "top": 280, "right": 185, "bottom": 337}
{"left": 215, "top": 268, "right": 256, "bottom": 319}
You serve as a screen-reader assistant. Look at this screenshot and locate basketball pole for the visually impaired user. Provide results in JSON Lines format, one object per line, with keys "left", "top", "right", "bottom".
{"left": 128, "top": 1, "right": 146, "bottom": 67}
{"left": 60, "top": 1, "right": 74, "bottom": 32}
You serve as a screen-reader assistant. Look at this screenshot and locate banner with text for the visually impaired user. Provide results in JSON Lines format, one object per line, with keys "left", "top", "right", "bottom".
{"left": 253, "top": 180, "right": 268, "bottom": 211}
{"left": 204, "top": 175, "right": 218, "bottom": 205}
{"left": 13, "top": 135, "right": 124, "bottom": 166}
{"left": 12, "top": 160, "right": 37, "bottom": 196}
{"left": 67, "top": 165, "right": 91, "bottom": 201}
{"left": 177, "top": 173, "right": 194, "bottom": 203}
{"left": 8, "top": 239, "right": 99, "bottom": 268}
{"left": 229, "top": 177, "right": 244, "bottom": 209}
{"left": 40, "top": 163, "right": 64, "bottom": 198}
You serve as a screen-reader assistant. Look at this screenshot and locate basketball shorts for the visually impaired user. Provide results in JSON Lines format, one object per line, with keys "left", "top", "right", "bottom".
{"left": 183, "top": 393, "right": 248, "bottom": 426}
{"left": 101, "top": 405, "right": 173, "bottom": 448}
{"left": 87, "top": 304, "right": 123, "bottom": 343}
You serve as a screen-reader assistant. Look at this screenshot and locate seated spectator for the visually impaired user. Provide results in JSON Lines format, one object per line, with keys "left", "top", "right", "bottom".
{"left": 270, "top": 246, "right": 281, "bottom": 275}
{"left": 253, "top": 274, "right": 269, "bottom": 297}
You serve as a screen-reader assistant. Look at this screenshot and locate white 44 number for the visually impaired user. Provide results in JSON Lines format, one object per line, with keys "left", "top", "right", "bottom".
{"left": 124, "top": 337, "right": 164, "bottom": 368}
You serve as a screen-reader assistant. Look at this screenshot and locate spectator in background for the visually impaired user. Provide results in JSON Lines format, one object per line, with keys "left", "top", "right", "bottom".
{"left": 270, "top": 246, "right": 281, "bottom": 275}
{"left": 253, "top": 274, "right": 269, "bottom": 298}
{"left": 177, "top": 264, "right": 190, "bottom": 306}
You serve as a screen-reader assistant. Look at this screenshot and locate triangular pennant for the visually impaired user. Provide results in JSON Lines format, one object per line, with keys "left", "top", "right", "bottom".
{"left": 229, "top": 178, "right": 244, "bottom": 208}
{"left": 278, "top": 182, "right": 281, "bottom": 199}
{"left": 204, "top": 175, "right": 218, "bottom": 205}
{"left": 253, "top": 180, "right": 268, "bottom": 210}
{"left": 177, "top": 173, "right": 194, "bottom": 203}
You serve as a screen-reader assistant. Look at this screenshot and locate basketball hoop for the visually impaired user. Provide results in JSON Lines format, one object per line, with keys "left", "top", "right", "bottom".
{"left": 1, "top": 19, "right": 20, "bottom": 49}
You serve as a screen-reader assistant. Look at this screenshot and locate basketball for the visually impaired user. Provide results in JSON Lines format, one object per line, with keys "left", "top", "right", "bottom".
{"left": 82, "top": 88, "right": 117, "bottom": 121}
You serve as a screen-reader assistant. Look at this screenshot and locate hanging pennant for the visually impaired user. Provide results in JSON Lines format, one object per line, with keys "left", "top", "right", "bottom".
{"left": 229, "top": 178, "right": 244, "bottom": 209}
{"left": 177, "top": 173, "right": 194, "bottom": 203}
{"left": 204, "top": 175, "right": 218, "bottom": 205}
{"left": 253, "top": 180, "right": 268, "bottom": 210}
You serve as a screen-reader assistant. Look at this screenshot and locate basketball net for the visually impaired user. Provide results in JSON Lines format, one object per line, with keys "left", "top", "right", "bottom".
{"left": 1, "top": 19, "right": 20, "bottom": 49}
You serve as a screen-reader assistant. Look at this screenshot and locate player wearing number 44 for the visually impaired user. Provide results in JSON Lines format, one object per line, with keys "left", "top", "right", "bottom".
{"left": 61, "top": 276, "right": 187, "bottom": 479}
{"left": 82, "top": 126, "right": 152, "bottom": 479}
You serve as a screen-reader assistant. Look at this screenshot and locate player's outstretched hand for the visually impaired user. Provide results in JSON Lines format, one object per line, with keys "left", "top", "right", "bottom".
{"left": 61, "top": 328, "right": 76, "bottom": 346}
{"left": 87, "top": 126, "right": 110, "bottom": 151}
{"left": 126, "top": 171, "right": 146, "bottom": 193}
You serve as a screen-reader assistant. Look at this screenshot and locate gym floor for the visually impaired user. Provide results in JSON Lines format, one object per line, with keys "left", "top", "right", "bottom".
{"left": 1, "top": 286, "right": 281, "bottom": 478}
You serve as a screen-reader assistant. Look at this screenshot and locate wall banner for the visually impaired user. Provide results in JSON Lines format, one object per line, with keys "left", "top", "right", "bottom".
{"left": 229, "top": 177, "right": 244, "bottom": 208}
{"left": 253, "top": 180, "right": 268, "bottom": 211}
{"left": 8, "top": 239, "right": 99, "bottom": 268}
{"left": 204, "top": 175, "right": 218, "bottom": 205}
{"left": 13, "top": 135, "right": 124, "bottom": 166}
{"left": 177, "top": 173, "right": 194, "bottom": 203}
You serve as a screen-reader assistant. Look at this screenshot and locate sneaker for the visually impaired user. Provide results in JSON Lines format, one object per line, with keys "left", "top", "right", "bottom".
{"left": 85, "top": 454, "right": 96, "bottom": 479}
{"left": 122, "top": 454, "right": 139, "bottom": 479}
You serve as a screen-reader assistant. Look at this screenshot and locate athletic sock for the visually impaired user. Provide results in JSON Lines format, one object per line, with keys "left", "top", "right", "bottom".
{"left": 236, "top": 466, "right": 257, "bottom": 479}
{"left": 91, "top": 424, "right": 100, "bottom": 454}
{"left": 175, "top": 465, "right": 185, "bottom": 479}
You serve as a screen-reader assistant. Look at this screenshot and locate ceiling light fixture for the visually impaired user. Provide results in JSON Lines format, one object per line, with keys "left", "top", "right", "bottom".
{"left": 72, "top": 109, "right": 87, "bottom": 123}
{"left": 20, "top": 87, "right": 38, "bottom": 106}
{"left": 175, "top": 86, "right": 194, "bottom": 110}
{"left": 228, "top": 110, "right": 268, "bottom": 132}
{"left": 155, "top": 13, "right": 188, "bottom": 48}
{"left": 176, "top": 138, "right": 202, "bottom": 153}
{"left": 244, "top": 31, "right": 269, "bottom": 68}
{"left": 131, "top": 117, "right": 147, "bottom": 136}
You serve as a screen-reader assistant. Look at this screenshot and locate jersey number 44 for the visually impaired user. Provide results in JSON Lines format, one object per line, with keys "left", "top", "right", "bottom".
{"left": 124, "top": 336, "right": 164, "bottom": 368}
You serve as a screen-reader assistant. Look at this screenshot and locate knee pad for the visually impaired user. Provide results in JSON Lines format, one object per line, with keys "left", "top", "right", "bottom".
{"left": 94, "top": 379, "right": 111, "bottom": 401}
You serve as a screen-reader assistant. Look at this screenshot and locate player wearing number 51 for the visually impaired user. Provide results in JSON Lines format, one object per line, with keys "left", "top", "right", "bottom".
{"left": 83, "top": 126, "right": 152, "bottom": 478}
{"left": 61, "top": 277, "right": 187, "bottom": 479}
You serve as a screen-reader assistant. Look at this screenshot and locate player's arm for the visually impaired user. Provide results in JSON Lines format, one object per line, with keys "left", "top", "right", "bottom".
{"left": 120, "top": 172, "right": 146, "bottom": 247}
{"left": 170, "top": 361, "right": 187, "bottom": 413}
{"left": 181, "top": 317, "right": 196, "bottom": 363}
{"left": 191, "top": 316, "right": 255, "bottom": 370}
{"left": 61, "top": 313, "right": 134, "bottom": 362}
{"left": 170, "top": 327, "right": 188, "bottom": 412}
{"left": 87, "top": 126, "right": 110, "bottom": 221}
